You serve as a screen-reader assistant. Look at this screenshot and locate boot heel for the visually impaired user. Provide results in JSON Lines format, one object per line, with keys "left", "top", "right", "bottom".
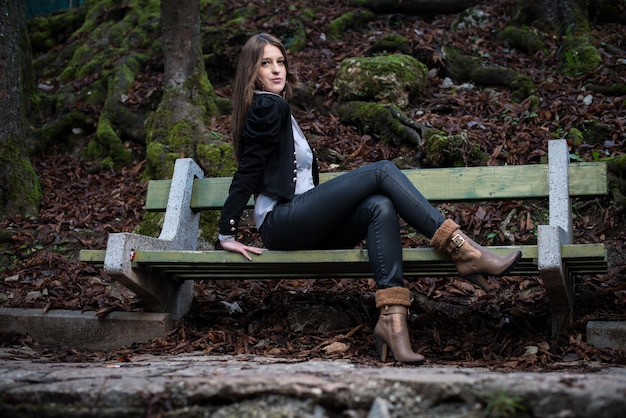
{"left": 375, "top": 335, "right": 390, "bottom": 362}
{"left": 461, "top": 273, "right": 490, "bottom": 291}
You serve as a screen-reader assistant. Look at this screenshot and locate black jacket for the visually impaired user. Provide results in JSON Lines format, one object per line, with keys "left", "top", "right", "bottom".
{"left": 219, "top": 93, "right": 319, "bottom": 236}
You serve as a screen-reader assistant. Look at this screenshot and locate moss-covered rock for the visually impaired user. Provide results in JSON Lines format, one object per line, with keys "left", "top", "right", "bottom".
{"left": 496, "top": 25, "right": 545, "bottom": 56}
{"left": 336, "top": 101, "right": 422, "bottom": 148}
{"left": 568, "top": 127, "right": 585, "bottom": 147}
{"left": 333, "top": 54, "right": 428, "bottom": 108}
{"left": 561, "top": 36, "right": 602, "bottom": 76}
{"left": 368, "top": 34, "right": 412, "bottom": 55}
{"left": 451, "top": 8, "right": 492, "bottom": 31}
{"left": 421, "top": 128, "right": 488, "bottom": 168}
{"left": 444, "top": 46, "right": 535, "bottom": 102}
{"left": 577, "top": 119, "right": 615, "bottom": 145}
{"left": 510, "top": 75, "right": 536, "bottom": 102}
{"left": 584, "top": 83, "right": 626, "bottom": 96}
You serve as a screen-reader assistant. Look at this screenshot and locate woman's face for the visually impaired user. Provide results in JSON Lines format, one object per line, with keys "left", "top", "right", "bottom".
{"left": 257, "top": 44, "right": 286, "bottom": 94}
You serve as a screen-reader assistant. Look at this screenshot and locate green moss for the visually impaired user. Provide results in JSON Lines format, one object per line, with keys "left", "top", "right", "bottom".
{"left": 215, "top": 96, "right": 232, "bottom": 115}
{"left": 482, "top": 390, "right": 529, "bottom": 418}
{"left": 578, "top": 119, "right": 614, "bottom": 145}
{"left": 369, "top": 34, "right": 412, "bottom": 55}
{"left": 167, "top": 121, "right": 195, "bottom": 151}
{"left": 28, "top": 6, "right": 87, "bottom": 53}
{"left": 185, "top": 66, "right": 218, "bottom": 118}
{"left": 282, "top": 19, "right": 307, "bottom": 52}
{"left": 496, "top": 25, "right": 545, "bottom": 55}
{"left": 337, "top": 101, "right": 416, "bottom": 147}
{"left": 510, "top": 75, "right": 536, "bottom": 102}
{"left": 584, "top": 83, "right": 626, "bottom": 96}
{"left": 144, "top": 142, "right": 180, "bottom": 180}
{"left": 327, "top": 10, "right": 376, "bottom": 40}
{"left": 443, "top": 46, "right": 481, "bottom": 81}
{"left": 196, "top": 140, "right": 237, "bottom": 178}
{"left": 199, "top": 211, "right": 221, "bottom": 245}
{"left": 84, "top": 117, "right": 132, "bottom": 169}
{"left": 561, "top": 36, "right": 602, "bottom": 76}
{"left": 422, "top": 129, "right": 488, "bottom": 167}
{"left": 445, "top": 45, "right": 535, "bottom": 98}
{"left": 568, "top": 127, "right": 584, "bottom": 147}
{"left": 608, "top": 154, "right": 626, "bottom": 172}
{"left": 334, "top": 54, "right": 428, "bottom": 107}
{"left": 471, "top": 65, "right": 517, "bottom": 86}
{"left": 0, "top": 141, "right": 42, "bottom": 219}
{"left": 135, "top": 212, "right": 163, "bottom": 237}
{"left": 231, "top": 6, "right": 257, "bottom": 22}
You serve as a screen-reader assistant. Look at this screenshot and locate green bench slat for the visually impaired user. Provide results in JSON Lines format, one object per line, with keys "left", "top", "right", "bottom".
{"left": 79, "top": 243, "right": 606, "bottom": 280}
{"left": 144, "top": 162, "right": 608, "bottom": 212}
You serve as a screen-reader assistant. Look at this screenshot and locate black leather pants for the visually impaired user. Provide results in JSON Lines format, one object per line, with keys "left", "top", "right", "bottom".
{"left": 261, "top": 161, "right": 445, "bottom": 288}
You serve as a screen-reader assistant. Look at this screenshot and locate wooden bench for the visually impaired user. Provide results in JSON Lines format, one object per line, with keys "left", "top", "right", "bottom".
{"left": 79, "top": 139, "right": 608, "bottom": 334}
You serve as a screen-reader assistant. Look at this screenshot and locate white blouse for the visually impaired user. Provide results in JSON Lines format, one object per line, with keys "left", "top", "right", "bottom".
{"left": 253, "top": 114, "right": 315, "bottom": 229}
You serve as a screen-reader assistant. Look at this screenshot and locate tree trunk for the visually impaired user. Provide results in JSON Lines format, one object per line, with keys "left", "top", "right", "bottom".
{"left": 0, "top": 0, "right": 42, "bottom": 219}
{"left": 144, "top": 0, "right": 222, "bottom": 180}
{"left": 512, "top": 0, "right": 589, "bottom": 33}
{"left": 511, "top": 0, "right": 602, "bottom": 76}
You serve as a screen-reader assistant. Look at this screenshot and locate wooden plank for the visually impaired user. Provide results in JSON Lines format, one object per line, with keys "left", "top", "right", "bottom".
{"left": 144, "top": 162, "right": 607, "bottom": 212}
{"left": 79, "top": 249, "right": 106, "bottom": 263}
{"left": 80, "top": 244, "right": 605, "bottom": 265}
{"left": 79, "top": 243, "right": 606, "bottom": 282}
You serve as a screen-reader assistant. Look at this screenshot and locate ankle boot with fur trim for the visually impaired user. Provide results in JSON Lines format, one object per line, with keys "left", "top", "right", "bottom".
{"left": 374, "top": 287, "right": 425, "bottom": 365}
{"left": 430, "top": 219, "right": 522, "bottom": 291}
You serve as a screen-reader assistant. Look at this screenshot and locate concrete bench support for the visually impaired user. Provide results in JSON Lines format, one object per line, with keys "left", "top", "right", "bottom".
{"left": 0, "top": 308, "right": 174, "bottom": 350}
{"left": 104, "top": 158, "right": 204, "bottom": 319}
{"left": 538, "top": 139, "right": 574, "bottom": 335}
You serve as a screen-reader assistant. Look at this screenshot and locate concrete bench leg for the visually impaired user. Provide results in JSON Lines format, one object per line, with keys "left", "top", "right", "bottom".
{"left": 104, "top": 158, "right": 204, "bottom": 319}
{"left": 540, "top": 139, "right": 574, "bottom": 335}
{"left": 538, "top": 225, "right": 572, "bottom": 335}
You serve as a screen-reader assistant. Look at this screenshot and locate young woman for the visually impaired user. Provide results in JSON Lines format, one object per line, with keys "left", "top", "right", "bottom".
{"left": 218, "top": 33, "right": 521, "bottom": 365}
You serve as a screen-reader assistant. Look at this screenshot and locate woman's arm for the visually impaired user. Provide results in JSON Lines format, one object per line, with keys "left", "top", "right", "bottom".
{"left": 218, "top": 95, "right": 286, "bottom": 256}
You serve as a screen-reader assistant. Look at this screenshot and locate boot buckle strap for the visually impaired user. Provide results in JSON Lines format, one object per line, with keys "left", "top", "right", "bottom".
{"left": 451, "top": 233, "right": 465, "bottom": 252}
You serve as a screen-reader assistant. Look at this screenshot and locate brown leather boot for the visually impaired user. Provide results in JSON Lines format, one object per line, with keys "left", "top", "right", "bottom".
{"left": 374, "top": 287, "right": 425, "bottom": 365}
{"left": 430, "top": 219, "right": 522, "bottom": 291}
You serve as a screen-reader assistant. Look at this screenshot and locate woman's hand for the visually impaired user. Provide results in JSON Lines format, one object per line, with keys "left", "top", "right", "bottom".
{"left": 220, "top": 239, "right": 267, "bottom": 261}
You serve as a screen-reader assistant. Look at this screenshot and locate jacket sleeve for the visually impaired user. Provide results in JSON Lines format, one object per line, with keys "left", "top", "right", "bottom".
{"left": 218, "top": 96, "right": 285, "bottom": 236}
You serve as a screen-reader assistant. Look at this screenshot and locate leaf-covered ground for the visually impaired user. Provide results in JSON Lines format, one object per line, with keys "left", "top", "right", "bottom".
{"left": 1, "top": 0, "right": 625, "bottom": 369}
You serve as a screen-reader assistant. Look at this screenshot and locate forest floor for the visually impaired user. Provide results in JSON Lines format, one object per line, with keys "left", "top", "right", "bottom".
{"left": 1, "top": 0, "right": 625, "bottom": 371}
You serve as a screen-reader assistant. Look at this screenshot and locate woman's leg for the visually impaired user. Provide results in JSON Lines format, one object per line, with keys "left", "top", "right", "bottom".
{"left": 261, "top": 159, "right": 521, "bottom": 290}
{"left": 261, "top": 160, "right": 444, "bottom": 249}
{"left": 264, "top": 194, "right": 405, "bottom": 288}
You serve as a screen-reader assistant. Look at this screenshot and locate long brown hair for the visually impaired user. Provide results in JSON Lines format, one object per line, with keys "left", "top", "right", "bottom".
{"left": 231, "top": 33, "right": 298, "bottom": 161}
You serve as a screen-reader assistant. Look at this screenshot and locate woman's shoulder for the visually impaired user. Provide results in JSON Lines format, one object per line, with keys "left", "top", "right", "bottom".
{"left": 243, "top": 93, "right": 290, "bottom": 137}
{"left": 252, "top": 92, "right": 290, "bottom": 113}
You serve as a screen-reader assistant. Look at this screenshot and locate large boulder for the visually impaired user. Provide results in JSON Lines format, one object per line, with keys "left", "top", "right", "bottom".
{"left": 333, "top": 54, "right": 428, "bottom": 108}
